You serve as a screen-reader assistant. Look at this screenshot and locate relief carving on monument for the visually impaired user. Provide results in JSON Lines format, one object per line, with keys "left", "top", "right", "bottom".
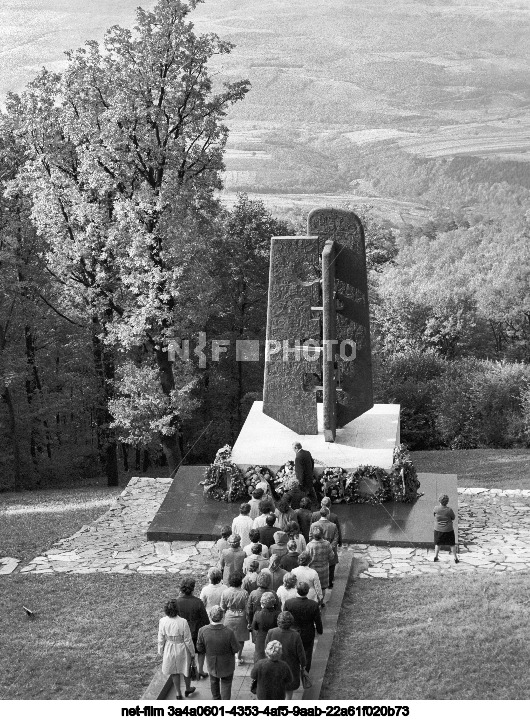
{"left": 262, "top": 208, "right": 374, "bottom": 441}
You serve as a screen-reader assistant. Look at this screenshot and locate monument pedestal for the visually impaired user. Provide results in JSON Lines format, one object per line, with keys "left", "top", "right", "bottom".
{"left": 146, "top": 470, "right": 457, "bottom": 547}
{"left": 231, "top": 401, "right": 401, "bottom": 473}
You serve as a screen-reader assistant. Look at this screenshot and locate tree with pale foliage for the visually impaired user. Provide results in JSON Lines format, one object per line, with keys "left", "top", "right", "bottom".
{"left": 6, "top": 0, "right": 250, "bottom": 480}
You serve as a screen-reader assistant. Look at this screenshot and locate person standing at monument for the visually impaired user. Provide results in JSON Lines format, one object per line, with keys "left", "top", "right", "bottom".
{"left": 196, "top": 605, "right": 239, "bottom": 701}
{"left": 232, "top": 503, "right": 254, "bottom": 549}
{"left": 293, "top": 442, "right": 317, "bottom": 503}
{"left": 433, "top": 494, "right": 459, "bottom": 563}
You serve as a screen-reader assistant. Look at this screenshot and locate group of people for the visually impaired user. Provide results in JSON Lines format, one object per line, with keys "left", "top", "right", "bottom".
{"left": 158, "top": 443, "right": 340, "bottom": 701}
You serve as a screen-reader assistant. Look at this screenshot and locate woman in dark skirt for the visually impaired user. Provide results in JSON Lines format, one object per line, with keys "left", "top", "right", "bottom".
{"left": 433, "top": 494, "right": 459, "bottom": 563}
{"left": 220, "top": 571, "right": 250, "bottom": 664}
{"left": 250, "top": 640, "right": 293, "bottom": 700}
{"left": 251, "top": 592, "right": 279, "bottom": 662}
{"left": 265, "top": 611, "right": 306, "bottom": 700}
{"left": 175, "top": 577, "right": 209, "bottom": 680}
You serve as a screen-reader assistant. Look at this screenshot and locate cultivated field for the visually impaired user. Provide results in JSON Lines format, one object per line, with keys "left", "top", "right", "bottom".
{"left": 2, "top": 0, "right": 530, "bottom": 211}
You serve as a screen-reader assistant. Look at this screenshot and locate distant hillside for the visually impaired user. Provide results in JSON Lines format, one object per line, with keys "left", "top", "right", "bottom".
{"left": 1, "top": 0, "right": 529, "bottom": 221}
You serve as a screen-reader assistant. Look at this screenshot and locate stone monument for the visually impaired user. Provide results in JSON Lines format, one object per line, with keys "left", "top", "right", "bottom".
{"left": 232, "top": 207, "right": 399, "bottom": 473}
{"left": 263, "top": 208, "right": 373, "bottom": 442}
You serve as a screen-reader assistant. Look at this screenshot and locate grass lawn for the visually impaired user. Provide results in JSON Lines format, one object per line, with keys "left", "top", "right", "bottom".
{"left": 411, "top": 448, "right": 530, "bottom": 490}
{"left": 321, "top": 570, "right": 530, "bottom": 700}
{"left": 0, "top": 486, "right": 120, "bottom": 564}
{"left": 0, "top": 573, "right": 208, "bottom": 700}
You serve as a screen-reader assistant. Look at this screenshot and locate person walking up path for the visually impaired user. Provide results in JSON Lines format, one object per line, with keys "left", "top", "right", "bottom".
{"left": 284, "top": 581, "right": 323, "bottom": 672}
{"left": 196, "top": 605, "right": 239, "bottom": 701}
{"left": 158, "top": 599, "right": 197, "bottom": 700}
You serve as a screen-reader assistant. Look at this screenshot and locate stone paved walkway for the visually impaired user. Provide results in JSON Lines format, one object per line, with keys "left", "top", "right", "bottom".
{"left": 1, "top": 478, "right": 530, "bottom": 578}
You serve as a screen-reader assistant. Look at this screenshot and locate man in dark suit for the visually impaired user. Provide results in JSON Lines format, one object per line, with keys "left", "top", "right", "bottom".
{"left": 284, "top": 581, "right": 323, "bottom": 671}
{"left": 293, "top": 442, "right": 318, "bottom": 503}
{"left": 196, "top": 605, "right": 240, "bottom": 700}
{"left": 258, "top": 514, "right": 282, "bottom": 549}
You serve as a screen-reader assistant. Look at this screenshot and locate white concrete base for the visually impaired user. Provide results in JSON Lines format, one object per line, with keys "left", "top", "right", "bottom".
{"left": 231, "top": 401, "right": 400, "bottom": 472}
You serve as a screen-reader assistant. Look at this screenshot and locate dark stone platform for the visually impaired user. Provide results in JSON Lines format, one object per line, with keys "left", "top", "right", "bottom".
{"left": 147, "top": 467, "right": 457, "bottom": 547}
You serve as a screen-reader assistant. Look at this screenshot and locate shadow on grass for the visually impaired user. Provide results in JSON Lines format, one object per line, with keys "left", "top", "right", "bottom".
{"left": 411, "top": 449, "right": 530, "bottom": 490}
{"left": 0, "top": 486, "right": 119, "bottom": 563}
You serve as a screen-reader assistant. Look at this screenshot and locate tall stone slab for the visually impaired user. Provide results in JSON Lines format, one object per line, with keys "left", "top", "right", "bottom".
{"left": 307, "top": 208, "right": 373, "bottom": 430}
{"left": 262, "top": 235, "right": 321, "bottom": 434}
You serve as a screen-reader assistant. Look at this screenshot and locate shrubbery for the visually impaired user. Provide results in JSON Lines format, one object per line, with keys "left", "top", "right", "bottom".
{"left": 375, "top": 351, "right": 530, "bottom": 449}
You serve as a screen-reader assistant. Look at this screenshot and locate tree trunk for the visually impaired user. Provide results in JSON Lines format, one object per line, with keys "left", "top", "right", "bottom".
{"left": 23, "top": 324, "right": 53, "bottom": 464}
{"left": 2, "top": 386, "right": 23, "bottom": 491}
{"left": 91, "top": 315, "right": 119, "bottom": 486}
{"left": 142, "top": 449, "right": 150, "bottom": 472}
{"left": 155, "top": 346, "right": 182, "bottom": 471}
{"left": 122, "top": 443, "right": 129, "bottom": 472}
{"left": 160, "top": 434, "right": 182, "bottom": 475}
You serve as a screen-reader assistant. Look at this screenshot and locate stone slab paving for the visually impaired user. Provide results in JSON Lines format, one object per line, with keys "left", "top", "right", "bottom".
{"left": 2, "top": 478, "right": 530, "bottom": 577}
{"left": 358, "top": 487, "right": 530, "bottom": 578}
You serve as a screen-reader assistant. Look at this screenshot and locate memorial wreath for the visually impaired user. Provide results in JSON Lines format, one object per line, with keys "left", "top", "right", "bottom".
{"left": 201, "top": 445, "right": 247, "bottom": 502}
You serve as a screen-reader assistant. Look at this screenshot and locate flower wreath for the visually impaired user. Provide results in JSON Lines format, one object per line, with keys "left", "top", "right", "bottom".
{"left": 319, "top": 467, "right": 348, "bottom": 503}
{"left": 243, "top": 465, "right": 275, "bottom": 495}
{"left": 202, "top": 445, "right": 248, "bottom": 502}
{"left": 388, "top": 443, "right": 422, "bottom": 503}
{"left": 274, "top": 460, "right": 296, "bottom": 496}
{"left": 344, "top": 445, "right": 421, "bottom": 505}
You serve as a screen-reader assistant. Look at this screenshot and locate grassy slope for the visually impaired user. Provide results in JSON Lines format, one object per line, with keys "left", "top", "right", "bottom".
{"left": 0, "top": 486, "right": 120, "bottom": 563}
{"left": 321, "top": 572, "right": 530, "bottom": 700}
{"left": 411, "top": 448, "right": 530, "bottom": 490}
{"left": 0, "top": 484, "right": 204, "bottom": 700}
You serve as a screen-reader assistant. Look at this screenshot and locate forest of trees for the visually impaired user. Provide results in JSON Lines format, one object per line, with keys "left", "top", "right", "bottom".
{"left": 1, "top": 0, "right": 529, "bottom": 492}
